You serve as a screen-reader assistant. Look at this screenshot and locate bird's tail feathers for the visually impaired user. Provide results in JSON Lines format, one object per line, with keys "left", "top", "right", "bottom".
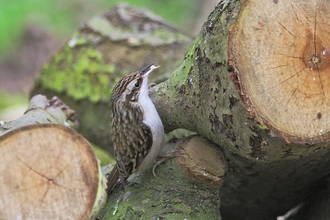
{"left": 106, "top": 163, "right": 119, "bottom": 194}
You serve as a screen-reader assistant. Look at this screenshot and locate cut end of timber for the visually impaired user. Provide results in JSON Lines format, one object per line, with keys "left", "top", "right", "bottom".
{"left": 176, "top": 136, "right": 227, "bottom": 187}
{"left": 0, "top": 124, "right": 103, "bottom": 220}
{"left": 228, "top": 0, "right": 330, "bottom": 144}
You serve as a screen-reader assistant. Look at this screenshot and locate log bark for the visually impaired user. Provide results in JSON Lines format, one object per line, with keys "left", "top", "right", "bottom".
{"left": 97, "top": 136, "right": 227, "bottom": 220}
{"left": 151, "top": 0, "right": 330, "bottom": 219}
{"left": 0, "top": 95, "right": 77, "bottom": 136}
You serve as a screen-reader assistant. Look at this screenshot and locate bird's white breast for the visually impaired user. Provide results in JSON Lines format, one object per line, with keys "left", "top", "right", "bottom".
{"left": 136, "top": 78, "right": 164, "bottom": 172}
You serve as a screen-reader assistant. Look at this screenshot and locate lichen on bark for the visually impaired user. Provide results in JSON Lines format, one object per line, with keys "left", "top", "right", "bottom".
{"left": 152, "top": 1, "right": 246, "bottom": 154}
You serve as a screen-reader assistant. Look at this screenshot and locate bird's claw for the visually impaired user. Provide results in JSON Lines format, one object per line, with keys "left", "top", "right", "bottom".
{"left": 152, "top": 150, "right": 188, "bottom": 177}
{"left": 148, "top": 83, "right": 156, "bottom": 90}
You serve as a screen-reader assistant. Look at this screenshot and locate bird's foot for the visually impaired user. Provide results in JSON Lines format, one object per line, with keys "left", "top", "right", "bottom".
{"left": 148, "top": 83, "right": 157, "bottom": 93}
{"left": 148, "top": 83, "right": 156, "bottom": 89}
{"left": 152, "top": 150, "right": 188, "bottom": 177}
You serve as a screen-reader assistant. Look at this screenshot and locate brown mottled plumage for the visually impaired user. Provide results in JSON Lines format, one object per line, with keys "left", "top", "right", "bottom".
{"left": 107, "top": 64, "right": 164, "bottom": 193}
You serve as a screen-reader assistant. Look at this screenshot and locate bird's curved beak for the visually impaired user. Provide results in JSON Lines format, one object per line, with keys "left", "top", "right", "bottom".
{"left": 141, "top": 63, "right": 160, "bottom": 79}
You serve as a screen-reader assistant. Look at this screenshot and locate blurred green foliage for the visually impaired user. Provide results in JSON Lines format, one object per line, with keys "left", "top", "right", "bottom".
{"left": 91, "top": 143, "right": 115, "bottom": 166}
{"left": 0, "top": 91, "right": 28, "bottom": 122}
{"left": 0, "top": 0, "right": 197, "bottom": 56}
{"left": 0, "top": 91, "right": 28, "bottom": 111}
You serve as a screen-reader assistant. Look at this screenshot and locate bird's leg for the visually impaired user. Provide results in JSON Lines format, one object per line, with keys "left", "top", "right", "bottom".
{"left": 152, "top": 149, "right": 189, "bottom": 177}
{"left": 152, "top": 137, "right": 192, "bottom": 177}
{"left": 118, "top": 174, "right": 126, "bottom": 192}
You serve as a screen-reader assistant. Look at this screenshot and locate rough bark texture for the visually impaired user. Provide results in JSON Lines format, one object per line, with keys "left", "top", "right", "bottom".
{"left": 98, "top": 136, "right": 227, "bottom": 220}
{"left": 31, "top": 3, "right": 192, "bottom": 153}
{"left": 151, "top": 0, "right": 330, "bottom": 219}
{"left": 0, "top": 95, "right": 77, "bottom": 136}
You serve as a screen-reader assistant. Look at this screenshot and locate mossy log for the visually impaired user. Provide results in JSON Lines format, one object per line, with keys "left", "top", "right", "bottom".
{"left": 152, "top": 0, "right": 330, "bottom": 219}
{"left": 98, "top": 136, "right": 227, "bottom": 220}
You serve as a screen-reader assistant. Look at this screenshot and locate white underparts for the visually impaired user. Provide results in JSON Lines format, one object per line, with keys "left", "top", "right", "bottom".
{"left": 136, "top": 69, "right": 164, "bottom": 173}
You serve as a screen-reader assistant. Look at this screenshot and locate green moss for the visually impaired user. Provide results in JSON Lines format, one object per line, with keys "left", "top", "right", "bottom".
{"left": 168, "top": 40, "right": 197, "bottom": 88}
{"left": 147, "top": 29, "right": 190, "bottom": 46}
{"left": 98, "top": 142, "right": 221, "bottom": 219}
{"left": 87, "top": 17, "right": 121, "bottom": 38}
{"left": 37, "top": 44, "right": 116, "bottom": 102}
{"left": 87, "top": 16, "right": 190, "bottom": 46}
{"left": 258, "top": 124, "right": 269, "bottom": 130}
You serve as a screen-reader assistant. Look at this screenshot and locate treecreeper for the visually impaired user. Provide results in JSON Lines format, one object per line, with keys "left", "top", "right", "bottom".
{"left": 107, "top": 63, "right": 165, "bottom": 193}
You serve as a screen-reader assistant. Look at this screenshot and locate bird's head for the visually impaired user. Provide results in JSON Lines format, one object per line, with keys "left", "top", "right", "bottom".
{"left": 111, "top": 63, "right": 159, "bottom": 105}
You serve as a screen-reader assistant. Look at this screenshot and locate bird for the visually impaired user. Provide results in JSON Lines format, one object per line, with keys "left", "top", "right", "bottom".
{"left": 106, "top": 63, "right": 165, "bottom": 193}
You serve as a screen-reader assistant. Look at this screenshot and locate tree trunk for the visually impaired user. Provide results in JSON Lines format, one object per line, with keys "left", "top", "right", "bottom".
{"left": 151, "top": 0, "right": 330, "bottom": 219}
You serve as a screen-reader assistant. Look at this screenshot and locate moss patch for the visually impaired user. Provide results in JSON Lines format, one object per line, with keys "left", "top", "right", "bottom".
{"left": 97, "top": 141, "right": 221, "bottom": 219}
{"left": 36, "top": 43, "right": 116, "bottom": 102}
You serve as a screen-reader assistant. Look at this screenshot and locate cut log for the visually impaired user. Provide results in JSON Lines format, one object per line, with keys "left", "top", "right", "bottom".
{"left": 151, "top": 0, "right": 330, "bottom": 219}
{"left": 175, "top": 136, "right": 227, "bottom": 187}
{"left": 0, "top": 124, "right": 106, "bottom": 220}
{"left": 228, "top": 0, "right": 330, "bottom": 144}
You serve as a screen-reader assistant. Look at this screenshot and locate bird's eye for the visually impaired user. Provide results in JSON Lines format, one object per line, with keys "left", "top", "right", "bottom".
{"left": 134, "top": 82, "right": 140, "bottom": 88}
